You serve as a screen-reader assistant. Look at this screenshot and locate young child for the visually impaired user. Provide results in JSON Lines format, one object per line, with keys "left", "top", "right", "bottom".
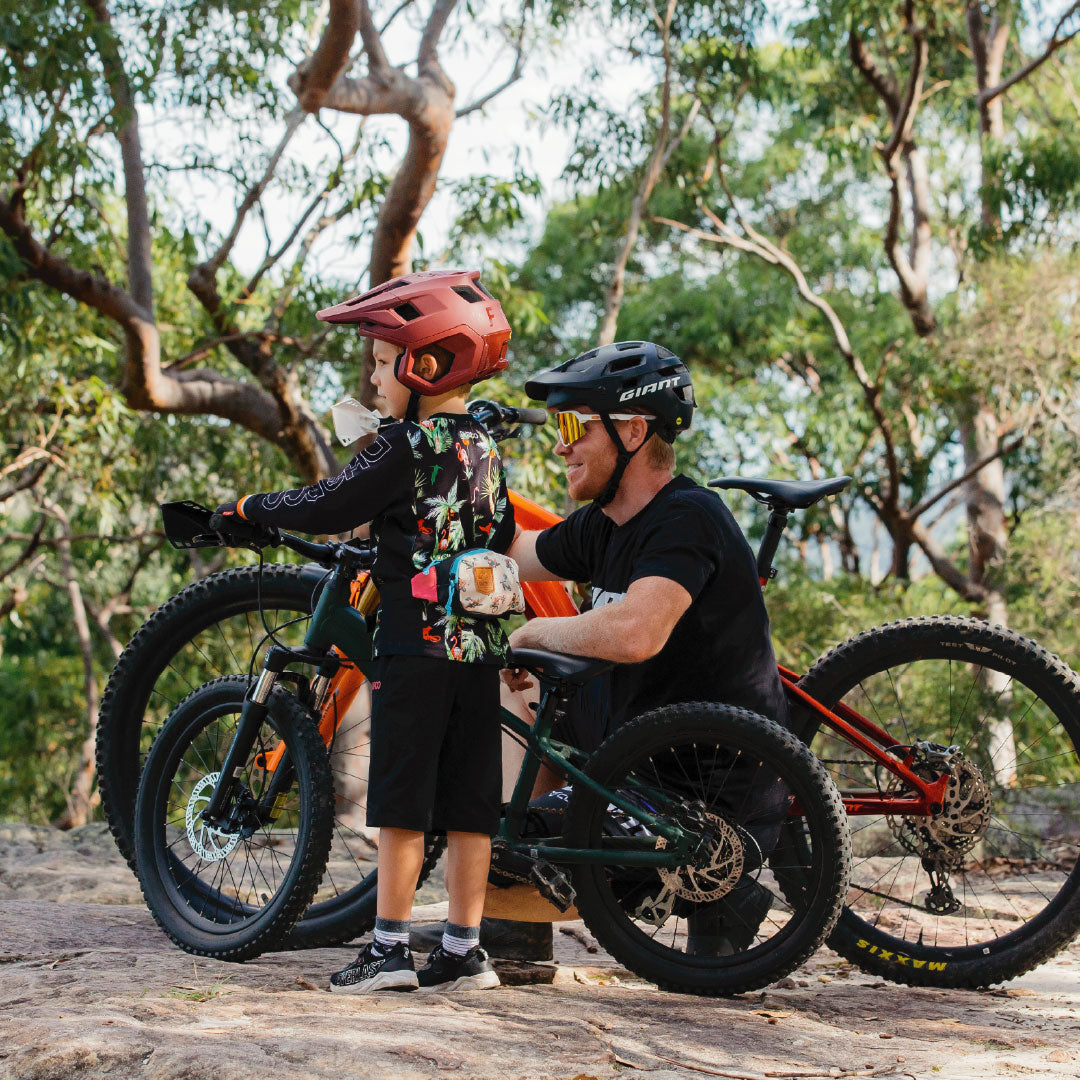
{"left": 215, "top": 270, "right": 514, "bottom": 993}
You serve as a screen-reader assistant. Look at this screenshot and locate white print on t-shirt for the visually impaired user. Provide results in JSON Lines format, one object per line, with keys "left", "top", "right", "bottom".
{"left": 591, "top": 587, "right": 627, "bottom": 608}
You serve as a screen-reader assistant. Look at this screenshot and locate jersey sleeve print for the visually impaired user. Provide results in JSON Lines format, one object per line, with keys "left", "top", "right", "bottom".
{"left": 627, "top": 496, "right": 723, "bottom": 601}
{"left": 238, "top": 426, "right": 410, "bottom": 534}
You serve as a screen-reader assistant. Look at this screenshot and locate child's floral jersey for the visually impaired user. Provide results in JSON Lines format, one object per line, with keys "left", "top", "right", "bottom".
{"left": 236, "top": 413, "right": 514, "bottom": 665}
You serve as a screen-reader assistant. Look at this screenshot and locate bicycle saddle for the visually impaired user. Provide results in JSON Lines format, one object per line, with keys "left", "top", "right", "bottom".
{"left": 507, "top": 648, "right": 614, "bottom": 687}
{"left": 708, "top": 474, "right": 851, "bottom": 511}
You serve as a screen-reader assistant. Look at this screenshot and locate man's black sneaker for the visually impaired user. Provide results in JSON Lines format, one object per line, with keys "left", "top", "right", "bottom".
{"left": 687, "top": 878, "right": 774, "bottom": 956}
{"left": 329, "top": 941, "right": 418, "bottom": 994}
{"left": 417, "top": 943, "right": 501, "bottom": 992}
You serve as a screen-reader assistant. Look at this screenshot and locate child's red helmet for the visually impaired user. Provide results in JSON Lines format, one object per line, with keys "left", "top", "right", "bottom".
{"left": 317, "top": 269, "right": 511, "bottom": 395}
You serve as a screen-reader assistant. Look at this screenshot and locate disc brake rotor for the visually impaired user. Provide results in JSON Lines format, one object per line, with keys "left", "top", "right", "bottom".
{"left": 185, "top": 772, "right": 241, "bottom": 862}
{"left": 660, "top": 810, "right": 744, "bottom": 902}
{"left": 633, "top": 810, "right": 744, "bottom": 926}
{"left": 886, "top": 745, "right": 992, "bottom": 866}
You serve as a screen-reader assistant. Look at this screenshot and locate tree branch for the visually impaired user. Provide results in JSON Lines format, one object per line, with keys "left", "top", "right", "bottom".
{"left": 358, "top": 0, "right": 391, "bottom": 72}
{"left": 0, "top": 456, "right": 52, "bottom": 504}
{"left": 241, "top": 118, "right": 365, "bottom": 301}
{"left": 979, "top": 1, "right": 1080, "bottom": 106}
{"left": 194, "top": 106, "right": 307, "bottom": 279}
{"left": 0, "top": 516, "right": 47, "bottom": 583}
{"left": 909, "top": 517, "right": 988, "bottom": 605}
{"left": 597, "top": 0, "right": 679, "bottom": 346}
{"left": 42, "top": 499, "right": 100, "bottom": 828}
{"left": 654, "top": 197, "right": 903, "bottom": 510}
{"left": 880, "top": 10, "right": 926, "bottom": 162}
{"left": 909, "top": 433, "right": 1023, "bottom": 520}
{"left": 291, "top": 0, "right": 365, "bottom": 112}
{"left": 455, "top": 13, "right": 528, "bottom": 118}
{"left": 86, "top": 0, "right": 154, "bottom": 316}
{"left": 318, "top": 71, "right": 419, "bottom": 115}
{"left": 418, "top": 0, "right": 458, "bottom": 86}
{"left": 851, "top": 10, "right": 936, "bottom": 336}
{"left": 848, "top": 30, "right": 900, "bottom": 116}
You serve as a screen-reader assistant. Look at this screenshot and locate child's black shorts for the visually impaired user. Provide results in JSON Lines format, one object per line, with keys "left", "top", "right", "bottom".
{"left": 365, "top": 654, "right": 502, "bottom": 835}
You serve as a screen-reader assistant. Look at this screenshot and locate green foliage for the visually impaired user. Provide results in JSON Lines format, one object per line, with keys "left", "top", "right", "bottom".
{"left": 981, "top": 133, "right": 1080, "bottom": 248}
{"left": 0, "top": 650, "right": 88, "bottom": 823}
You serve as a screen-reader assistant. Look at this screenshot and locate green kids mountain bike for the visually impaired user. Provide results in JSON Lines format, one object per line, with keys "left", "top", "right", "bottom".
{"left": 134, "top": 498, "right": 851, "bottom": 996}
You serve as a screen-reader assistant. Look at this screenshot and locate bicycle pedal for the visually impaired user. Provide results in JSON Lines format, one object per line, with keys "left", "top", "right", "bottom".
{"left": 529, "top": 857, "right": 576, "bottom": 912}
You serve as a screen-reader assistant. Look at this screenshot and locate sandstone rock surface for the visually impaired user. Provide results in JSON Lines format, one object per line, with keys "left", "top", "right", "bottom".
{"left": 1, "top": 824, "right": 1078, "bottom": 1080}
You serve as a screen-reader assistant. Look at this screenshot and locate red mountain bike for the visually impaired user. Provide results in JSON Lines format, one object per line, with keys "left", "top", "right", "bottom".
{"left": 97, "top": 401, "right": 1080, "bottom": 987}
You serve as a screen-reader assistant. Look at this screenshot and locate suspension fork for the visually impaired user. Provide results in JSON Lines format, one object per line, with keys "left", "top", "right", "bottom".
{"left": 259, "top": 573, "right": 380, "bottom": 773}
{"left": 202, "top": 645, "right": 293, "bottom": 824}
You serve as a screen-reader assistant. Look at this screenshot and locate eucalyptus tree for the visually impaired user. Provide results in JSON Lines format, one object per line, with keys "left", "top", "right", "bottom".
{"left": 1, "top": 0, "right": 538, "bottom": 478}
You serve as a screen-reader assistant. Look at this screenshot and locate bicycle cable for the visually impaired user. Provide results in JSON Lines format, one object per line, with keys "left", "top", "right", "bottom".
{"left": 245, "top": 547, "right": 319, "bottom": 687}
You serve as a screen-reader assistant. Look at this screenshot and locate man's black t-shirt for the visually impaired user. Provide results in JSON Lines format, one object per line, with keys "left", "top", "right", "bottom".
{"left": 534, "top": 475, "right": 788, "bottom": 732}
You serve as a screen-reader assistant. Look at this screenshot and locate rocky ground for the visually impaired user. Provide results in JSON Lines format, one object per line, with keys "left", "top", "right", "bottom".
{"left": 1, "top": 822, "right": 1078, "bottom": 1080}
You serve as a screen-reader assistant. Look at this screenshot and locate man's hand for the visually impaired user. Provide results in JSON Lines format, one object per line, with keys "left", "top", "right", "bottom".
{"left": 501, "top": 665, "right": 535, "bottom": 692}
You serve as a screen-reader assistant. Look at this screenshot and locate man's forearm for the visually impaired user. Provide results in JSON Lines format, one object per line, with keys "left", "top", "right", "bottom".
{"left": 511, "top": 608, "right": 647, "bottom": 665}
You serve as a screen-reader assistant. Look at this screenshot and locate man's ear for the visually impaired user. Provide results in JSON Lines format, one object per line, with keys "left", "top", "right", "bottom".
{"left": 415, "top": 352, "right": 439, "bottom": 380}
{"left": 628, "top": 415, "right": 651, "bottom": 451}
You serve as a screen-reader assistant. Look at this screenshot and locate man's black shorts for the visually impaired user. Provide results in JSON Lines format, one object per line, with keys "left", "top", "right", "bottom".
{"left": 366, "top": 654, "right": 502, "bottom": 835}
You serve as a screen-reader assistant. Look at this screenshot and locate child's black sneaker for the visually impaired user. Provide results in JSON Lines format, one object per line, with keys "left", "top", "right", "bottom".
{"left": 417, "top": 943, "right": 500, "bottom": 992}
{"left": 329, "top": 941, "right": 418, "bottom": 994}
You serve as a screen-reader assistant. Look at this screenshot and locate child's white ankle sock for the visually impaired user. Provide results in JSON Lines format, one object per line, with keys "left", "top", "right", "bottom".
{"left": 373, "top": 917, "right": 411, "bottom": 953}
{"left": 442, "top": 922, "right": 480, "bottom": 956}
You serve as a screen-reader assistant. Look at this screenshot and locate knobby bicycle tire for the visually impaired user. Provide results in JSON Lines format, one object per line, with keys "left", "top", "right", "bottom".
{"left": 134, "top": 676, "right": 334, "bottom": 961}
{"left": 797, "top": 615, "right": 1080, "bottom": 988}
{"left": 97, "top": 563, "right": 445, "bottom": 948}
{"left": 564, "top": 702, "right": 851, "bottom": 996}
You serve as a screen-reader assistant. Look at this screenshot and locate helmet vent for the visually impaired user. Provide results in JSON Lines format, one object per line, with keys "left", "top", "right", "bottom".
{"left": 349, "top": 280, "right": 398, "bottom": 305}
{"left": 451, "top": 285, "right": 484, "bottom": 303}
{"left": 607, "top": 354, "right": 645, "bottom": 373}
{"left": 394, "top": 301, "right": 422, "bottom": 321}
{"left": 615, "top": 341, "right": 642, "bottom": 351}
{"left": 472, "top": 280, "right": 494, "bottom": 299}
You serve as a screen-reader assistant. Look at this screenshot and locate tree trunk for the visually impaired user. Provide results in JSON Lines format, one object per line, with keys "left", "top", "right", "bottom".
{"left": 960, "top": 404, "right": 1016, "bottom": 786}
{"left": 46, "top": 503, "right": 100, "bottom": 829}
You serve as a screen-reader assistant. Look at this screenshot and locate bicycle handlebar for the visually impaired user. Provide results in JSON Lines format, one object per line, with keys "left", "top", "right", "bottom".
{"left": 466, "top": 399, "right": 547, "bottom": 438}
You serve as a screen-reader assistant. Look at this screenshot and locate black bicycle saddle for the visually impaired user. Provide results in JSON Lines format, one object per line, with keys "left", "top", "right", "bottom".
{"left": 507, "top": 648, "right": 614, "bottom": 688}
{"left": 708, "top": 474, "right": 851, "bottom": 511}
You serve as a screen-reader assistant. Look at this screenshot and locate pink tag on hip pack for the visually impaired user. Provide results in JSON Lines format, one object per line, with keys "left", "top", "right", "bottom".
{"left": 410, "top": 565, "right": 439, "bottom": 602}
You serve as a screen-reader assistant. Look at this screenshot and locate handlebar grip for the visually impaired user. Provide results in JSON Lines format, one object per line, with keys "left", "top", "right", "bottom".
{"left": 511, "top": 407, "right": 548, "bottom": 426}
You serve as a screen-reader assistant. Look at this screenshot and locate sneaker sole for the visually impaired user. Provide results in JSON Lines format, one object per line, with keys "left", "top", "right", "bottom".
{"left": 421, "top": 970, "right": 501, "bottom": 993}
{"left": 329, "top": 970, "right": 419, "bottom": 995}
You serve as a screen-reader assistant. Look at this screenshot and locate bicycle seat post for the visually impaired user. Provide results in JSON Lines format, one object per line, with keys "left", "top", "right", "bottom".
{"left": 756, "top": 508, "right": 790, "bottom": 586}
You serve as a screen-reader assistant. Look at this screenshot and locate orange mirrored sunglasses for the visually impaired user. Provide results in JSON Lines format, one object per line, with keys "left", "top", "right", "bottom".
{"left": 555, "top": 410, "right": 648, "bottom": 446}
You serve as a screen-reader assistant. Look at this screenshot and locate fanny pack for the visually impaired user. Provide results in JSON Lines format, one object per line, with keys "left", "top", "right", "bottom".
{"left": 410, "top": 549, "right": 525, "bottom": 619}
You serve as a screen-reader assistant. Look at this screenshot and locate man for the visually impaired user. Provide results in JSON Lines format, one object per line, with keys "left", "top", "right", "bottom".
{"left": 506, "top": 341, "right": 787, "bottom": 739}
{"left": 475, "top": 341, "right": 791, "bottom": 959}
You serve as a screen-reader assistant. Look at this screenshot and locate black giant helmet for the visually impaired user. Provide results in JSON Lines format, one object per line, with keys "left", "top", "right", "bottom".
{"left": 525, "top": 341, "right": 695, "bottom": 443}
